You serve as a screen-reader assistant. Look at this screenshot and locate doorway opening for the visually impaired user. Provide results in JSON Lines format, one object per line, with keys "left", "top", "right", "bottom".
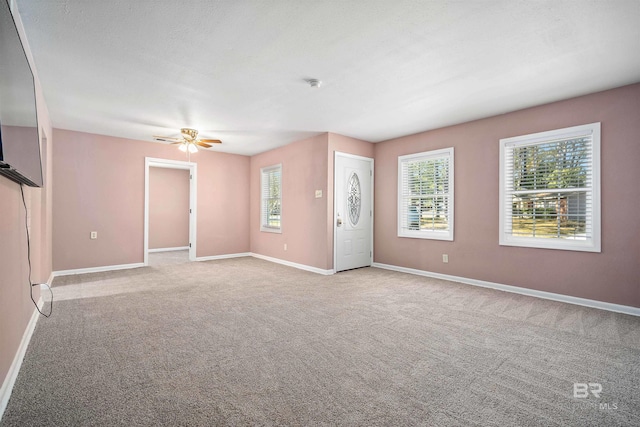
{"left": 144, "top": 157, "right": 197, "bottom": 266}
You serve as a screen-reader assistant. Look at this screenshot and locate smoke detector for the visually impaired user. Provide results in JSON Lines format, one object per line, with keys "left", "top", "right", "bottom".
{"left": 306, "top": 79, "right": 322, "bottom": 88}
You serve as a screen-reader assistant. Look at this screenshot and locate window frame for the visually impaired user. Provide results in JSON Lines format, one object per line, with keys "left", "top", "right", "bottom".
{"left": 499, "top": 122, "right": 601, "bottom": 252}
{"left": 260, "top": 164, "right": 282, "bottom": 233}
{"left": 397, "top": 147, "right": 454, "bottom": 241}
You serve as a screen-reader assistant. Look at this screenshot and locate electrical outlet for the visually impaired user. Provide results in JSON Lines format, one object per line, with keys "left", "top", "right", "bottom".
{"left": 442, "top": 254, "right": 448, "bottom": 263}
{"left": 284, "top": 243, "right": 287, "bottom": 251}
{"left": 90, "top": 231, "right": 98, "bottom": 240}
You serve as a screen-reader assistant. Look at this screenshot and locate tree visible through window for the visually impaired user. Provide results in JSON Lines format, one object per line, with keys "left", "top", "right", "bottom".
{"left": 500, "top": 123, "right": 600, "bottom": 252}
{"left": 398, "top": 148, "right": 454, "bottom": 240}
{"left": 261, "top": 165, "right": 282, "bottom": 232}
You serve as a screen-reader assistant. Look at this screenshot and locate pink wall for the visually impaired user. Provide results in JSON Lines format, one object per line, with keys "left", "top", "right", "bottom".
{"left": 148, "top": 167, "right": 190, "bottom": 249}
{"left": 249, "top": 132, "right": 375, "bottom": 271}
{"left": 0, "top": 126, "right": 50, "bottom": 283}
{"left": 1, "top": 0, "right": 53, "bottom": 402}
{"left": 52, "top": 129, "right": 250, "bottom": 270}
{"left": 0, "top": 180, "right": 43, "bottom": 393}
{"left": 196, "top": 140, "right": 251, "bottom": 258}
{"left": 374, "top": 83, "right": 640, "bottom": 307}
{"left": 250, "top": 134, "right": 330, "bottom": 269}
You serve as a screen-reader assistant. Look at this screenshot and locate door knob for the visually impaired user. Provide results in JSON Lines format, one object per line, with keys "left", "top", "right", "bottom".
{"left": 337, "top": 217, "right": 342, "bottom": 227}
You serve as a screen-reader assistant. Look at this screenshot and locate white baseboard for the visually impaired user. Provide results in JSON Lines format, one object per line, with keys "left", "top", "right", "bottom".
{"left": 372, "top": 262, "right": 640, "bottom": 317}
{"left": 251, "top": 253, "right": 334, "bottom": 275}
{"left": 196, "top": 253, "right": 251, "bottom": 262}
{"left": 52, "top": 262, "right": 145, "bottom": 277}
{"left": 0, "top": 298, "right": 43, "bottom": 419}
{"left": 148, "top": 246, "right": 189, "bottom": 253}
{"left": 196, "top": 252, "right": 334, "bottom": 275}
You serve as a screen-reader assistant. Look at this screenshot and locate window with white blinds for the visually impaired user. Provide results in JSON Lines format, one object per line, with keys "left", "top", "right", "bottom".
{"left": 398, "top": 148, "right": 454, "bottom": 240}
{"left": 499, "top": 123, "right": 600, "bottom": 252}
{"left": 260, "top": 164, "right": 282, "bottom": 233}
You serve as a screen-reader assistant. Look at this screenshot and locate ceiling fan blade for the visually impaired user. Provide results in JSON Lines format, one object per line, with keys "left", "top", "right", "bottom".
{"left": 171, "top": 141, "right": 184, "bottom": 145}
{"left": 198, "top": 139, "right": 222, "bottom": 144}
{"left": 153, "top": 136, "right": 182, "bottom": 142}
{"left": 195, "top": 141, "right": 213, "bottom": 148}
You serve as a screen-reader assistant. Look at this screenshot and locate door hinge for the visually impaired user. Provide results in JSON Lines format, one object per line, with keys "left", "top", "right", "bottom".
{"left": 190, "top": 174, "right": 193, "bottom": 179}
{"left": 189, "top": 243, "right": 192, "bottom": 248}
{"left": 189, "top": 208, "right": 192, "bottom": 213}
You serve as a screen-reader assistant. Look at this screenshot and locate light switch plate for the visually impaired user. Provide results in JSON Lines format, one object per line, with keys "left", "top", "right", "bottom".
{"left": 90, "top": 231, "right": 97, "bottom": 239}
{"left": 315, "top": 190, "right": 322, "bottom": 198}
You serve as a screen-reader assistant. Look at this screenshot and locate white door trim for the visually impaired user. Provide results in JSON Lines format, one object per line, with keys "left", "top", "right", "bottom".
{"left": 144, "top": 157, "right": 197, "bottom": 266}
{"left": 333, "top": 151, "right": 374, "bottom": 273}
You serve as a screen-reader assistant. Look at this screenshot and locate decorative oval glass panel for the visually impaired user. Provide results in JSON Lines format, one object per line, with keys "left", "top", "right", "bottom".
{"left": 347, "top": 172, "right": 361, "bottom": 226}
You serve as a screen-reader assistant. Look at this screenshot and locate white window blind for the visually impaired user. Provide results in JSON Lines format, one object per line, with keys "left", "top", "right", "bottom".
{"left": 261, "top": 164, "right": 282, "bottom": 232}
{"left": 398, "top": 148, "right": 454, "bottom": 240}
{"left": 499, "top": 122, "right": 600, "bottom": 252}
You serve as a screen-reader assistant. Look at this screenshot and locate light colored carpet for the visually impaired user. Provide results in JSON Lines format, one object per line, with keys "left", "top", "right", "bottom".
{"left": 2, "top": 257, "right": 639, "bottom": 426}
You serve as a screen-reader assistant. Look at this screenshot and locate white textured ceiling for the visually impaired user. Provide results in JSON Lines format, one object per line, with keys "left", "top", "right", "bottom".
{"left": 16, "top": 0, "right": 640, "bottom": 155}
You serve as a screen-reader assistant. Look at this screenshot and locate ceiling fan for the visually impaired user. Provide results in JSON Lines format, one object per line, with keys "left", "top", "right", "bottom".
{"left": 153, "top": 128, "right": 222, "bottom": 153}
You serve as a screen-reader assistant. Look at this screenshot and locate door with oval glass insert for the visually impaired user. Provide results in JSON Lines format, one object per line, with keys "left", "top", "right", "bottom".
{"left": 335, "top": 152, "right": 373, "bottom": 272}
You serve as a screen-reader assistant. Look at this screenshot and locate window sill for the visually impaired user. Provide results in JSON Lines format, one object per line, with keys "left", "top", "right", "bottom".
{"left": 260, "top": 227, "right": 282, "bottom": 234}
{"left": 398, "top": 230, "right": 453, "bottom": 241}
{"left": 499, "top": 236, "right": 600, "bottom": 252}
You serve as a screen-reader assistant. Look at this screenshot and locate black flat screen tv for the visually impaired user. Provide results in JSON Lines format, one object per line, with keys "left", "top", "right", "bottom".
{"left": 0, "top": 0, "right": 42, "bottom": 187}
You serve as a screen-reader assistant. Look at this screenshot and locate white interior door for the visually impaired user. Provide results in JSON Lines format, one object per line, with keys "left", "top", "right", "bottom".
{"left": 335, "top": 152, "right": 373, "bottom": 272}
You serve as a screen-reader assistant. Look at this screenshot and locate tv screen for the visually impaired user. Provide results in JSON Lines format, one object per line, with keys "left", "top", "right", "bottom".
{"left": 0, "top": 0, "right": 43, "bottom": 187}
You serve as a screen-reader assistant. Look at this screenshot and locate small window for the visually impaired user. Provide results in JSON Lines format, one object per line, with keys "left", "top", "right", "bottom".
{"left": 261, "top": 164, "right": 282, "bottom": 233}
{"left": 398, "top": 148, "right": 454, "bottom": 240}
{"left": 499, "top": 123, "right": 600, "bottom": 252}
